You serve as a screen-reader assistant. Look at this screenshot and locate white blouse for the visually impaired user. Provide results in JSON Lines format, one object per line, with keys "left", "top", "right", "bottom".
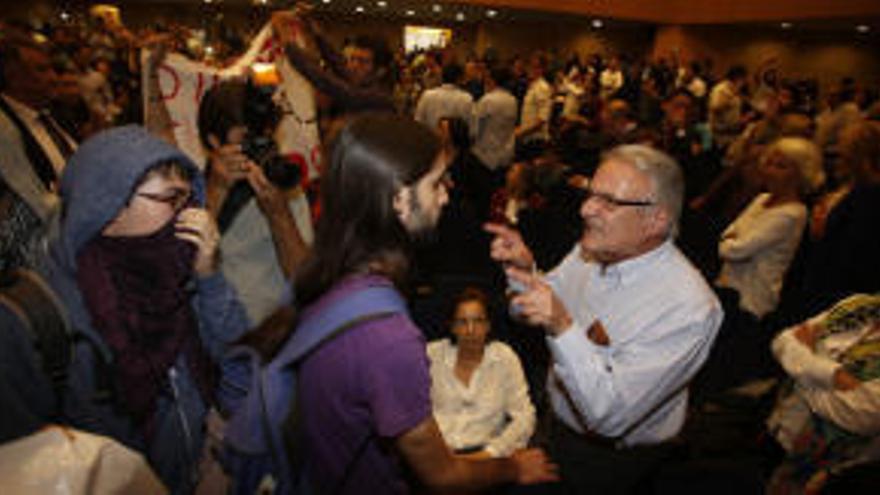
{"left": 717, "top": 193, "right": 807, "bottom": 319}
{"left": 427, "top": 339, "right": 536, "bottom": 457}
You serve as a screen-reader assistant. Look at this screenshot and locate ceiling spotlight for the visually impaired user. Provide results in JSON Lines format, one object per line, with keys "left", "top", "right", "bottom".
{"left": 355, "top": 5, "right": 365, "bottom": 13}
{"left": 203, "top": 0, "right": 213, "bottom": 4}
{"left": 780, "top": 22, "right": 793, "bottom": 29}
{"left": 406, "top": 9, "right": 416, "bottom": 16}
{"left": 377, "top": 0, "right": 387, "bottom": 7}
{"left": 486, "top": 9, "right": 498, "bottom": 18}
{"left": 856, "top": 24, "right": 870, "bottom": 33}
{"left": 59, "top": 11, "right": 71, "bottom": 21}
{"left": 322, "top": 0, "right": 331, "bottom": 4}
{"left": 432, "top": 4, "right": 442, "bottom": 13}
{"left": 591, "top": 19, "right": 603, "bottom": 29}
{"left": 456, "top": 12, "right": 465, "bottom": 22}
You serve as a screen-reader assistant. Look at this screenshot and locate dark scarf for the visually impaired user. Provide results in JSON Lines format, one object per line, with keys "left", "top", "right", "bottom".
{"left": 76, "top": 219, "right": 215, "bottom": 443}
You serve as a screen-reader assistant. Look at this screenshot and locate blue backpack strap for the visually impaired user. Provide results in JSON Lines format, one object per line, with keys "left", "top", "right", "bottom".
{"left": 224, "top": 284, "right": 407, "bottom": 479}
{"left": 271, "top": 284, "right": 407, "bottom": 370}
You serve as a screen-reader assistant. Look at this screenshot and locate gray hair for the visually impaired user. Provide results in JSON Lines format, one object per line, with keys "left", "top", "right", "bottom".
{"left": 764, "top": 137, "right": 825, "bottom": 196}
{"left": 602, "top": 144, "right": 684, "bottom": 238}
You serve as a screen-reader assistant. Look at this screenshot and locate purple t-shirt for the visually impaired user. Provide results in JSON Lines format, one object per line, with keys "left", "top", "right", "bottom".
{"left": 299, "top": 274, "right": 432, "bottom": 494}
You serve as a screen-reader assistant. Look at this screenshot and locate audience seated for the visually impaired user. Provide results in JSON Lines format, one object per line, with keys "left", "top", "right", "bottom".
{"left": 716, "top": 137, "right": 824, "bottom": 320}
{"left": 428, "top": 287, "right": 536, "bottom": 458}
{"left": 784, "top": 121, "right": 880, "bottom": 323}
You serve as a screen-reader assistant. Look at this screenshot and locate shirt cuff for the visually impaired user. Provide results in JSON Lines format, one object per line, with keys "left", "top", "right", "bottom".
{"left": 775, "top": 330, "right": 841, "bottom": 389}
{"left": 546, "top": 315, "right": 600, "bottom": 368}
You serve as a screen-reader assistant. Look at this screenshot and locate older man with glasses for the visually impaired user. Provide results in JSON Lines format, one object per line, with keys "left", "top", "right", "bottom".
{"left": 486, "top": 144, "right": 723, "bottom": 494}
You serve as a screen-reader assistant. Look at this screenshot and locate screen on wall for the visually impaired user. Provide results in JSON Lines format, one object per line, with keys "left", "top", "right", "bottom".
{"left": 404, "top": 25, "right": 452, "bottom": 53}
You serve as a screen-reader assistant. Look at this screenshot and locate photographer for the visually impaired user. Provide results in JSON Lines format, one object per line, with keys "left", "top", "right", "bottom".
{"left": 142, "top": 36, "right": 311, "bottom": 325}
{"left": 198, "top": 80, "right": 311, "bottom": 325}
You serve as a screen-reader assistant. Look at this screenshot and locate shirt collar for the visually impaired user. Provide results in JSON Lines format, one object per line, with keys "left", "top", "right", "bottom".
{"left": 584, "top": 239, "right": 674, "bottom": 287}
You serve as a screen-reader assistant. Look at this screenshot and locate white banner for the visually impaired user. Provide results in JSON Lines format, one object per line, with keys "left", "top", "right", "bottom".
{"left": 141, "top": 24, "right": 321, "bottom": 181}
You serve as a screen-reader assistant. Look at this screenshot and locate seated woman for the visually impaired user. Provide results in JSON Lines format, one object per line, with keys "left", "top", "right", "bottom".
{"left": 766, "top": 292, "right": 880, "bottom": 494}
{"left": 427, "top": 287, "right": 535, "bottom": 458}
{"left": 716, "top": 137, "right": 825, "bottom": 320}
{"left": 41, "top": 126, "right": 249, "bottom": 493}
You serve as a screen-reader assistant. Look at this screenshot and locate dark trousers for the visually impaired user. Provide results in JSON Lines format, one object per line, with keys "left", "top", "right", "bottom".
{"left": 545, "top": 418, "right": 678, "bottom": 495}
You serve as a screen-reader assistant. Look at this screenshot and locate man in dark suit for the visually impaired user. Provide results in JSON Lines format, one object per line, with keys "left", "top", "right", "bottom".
{"left": 0, "top": 26, "right": 76, "bottom": 271}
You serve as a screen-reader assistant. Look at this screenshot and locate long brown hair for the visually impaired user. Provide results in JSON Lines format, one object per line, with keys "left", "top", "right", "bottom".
{"left": 240, "top": 114, "right": 441, "bottom": 359}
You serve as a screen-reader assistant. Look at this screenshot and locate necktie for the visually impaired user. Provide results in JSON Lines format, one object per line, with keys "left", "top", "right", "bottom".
{"left": 37, "top": 111, "right": 75, "bottom": 160}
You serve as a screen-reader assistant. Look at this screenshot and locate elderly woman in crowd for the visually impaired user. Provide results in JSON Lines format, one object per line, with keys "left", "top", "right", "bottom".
{"left": 795, "top": 121, "right": 880, "bottom": 320}
{"left": 41, "top": 126, "right": 249, "bottom": 493}
{"left": 766, "top": 292, "right": 880, "bottom": 494}
{"left": 427, "top": 287, "right": 535, "bottom": 459}
{"left": 716, "top": 137, "right": 824, "bottom": 320}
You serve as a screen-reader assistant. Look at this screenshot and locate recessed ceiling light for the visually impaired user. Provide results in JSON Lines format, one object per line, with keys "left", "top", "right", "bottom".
{"left": 322, "top": 0, "right": 331, "bottom": 4}
{"left": 203, "top": 0, "right": 213, "bottom": 4}
{"left": 59, "top": 11, "right": 71, "bottom": 21}
{"left": 355, "top": 5, "right": 365, "bottom": 13}
{"left": 377, "top": 0, "right": 387, "bottom": 7}
{"left": 591, "top": 19, "right": 603, "bottom": 29}
{"left": 406, "top": 9, "right": 415, "bottom": 16}
{"left": 780, "top": 22, "right": 793, "bottom": 29}
{"left": 456, "top": 12, "right": 465, "bottom": 22}
{"left": 856, "top": 24, "right": 870, "bottom": 33}
{"left": 486, "top": 9, "right": 498, "bottom": 18}
{"left": 432, "top": 4, "right": 442, "bottom": 13}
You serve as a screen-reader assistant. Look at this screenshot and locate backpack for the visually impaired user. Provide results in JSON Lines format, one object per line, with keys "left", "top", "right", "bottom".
{"left": 0, "top": 269, "right": 70, "bottom": 401}
{"left": 219, "top": 283, "right": 408, "bottom": 495}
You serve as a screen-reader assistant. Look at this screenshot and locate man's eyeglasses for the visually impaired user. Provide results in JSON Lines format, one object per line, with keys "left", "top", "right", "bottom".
{"left": 452, "top": 316, "right": 489, "bottom": 328}
{"left": 583, "top": 187, "right": 655, "bottom": 209}
{"left": 137, "top": 189, "right": 192, "bottom": 212}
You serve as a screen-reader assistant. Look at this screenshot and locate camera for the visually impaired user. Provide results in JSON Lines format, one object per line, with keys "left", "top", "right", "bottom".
{"left": 241, "top": 82, "right": 301, "bottom": 190}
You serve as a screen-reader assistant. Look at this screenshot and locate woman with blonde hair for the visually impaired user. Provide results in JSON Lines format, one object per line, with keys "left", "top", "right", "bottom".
{"left": 716, "top": 137, "right": 824, "bottom": 319}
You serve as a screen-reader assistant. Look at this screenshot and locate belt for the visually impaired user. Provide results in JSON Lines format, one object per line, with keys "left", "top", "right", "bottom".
{"left": 551, "top": 416, "right": 680, "bottom": 452}
{"left": 552, "top": 416, "right": 621, "bottom": 450}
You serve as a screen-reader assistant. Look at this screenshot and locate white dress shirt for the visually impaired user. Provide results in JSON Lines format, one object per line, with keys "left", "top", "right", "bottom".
{"left": 717, "top": 193, "right": 807, "bottom": 319}
{"left": 471, "top": 87, "right": 518, "bottom": 171}
{"left": 599, "top": 69, "right": 624, "bottom": 100}
{"left": 543, "top": 241, "right": 722, "bottom": 446}
{"left": 428, "top": 339, "right": 536, "bottom": 457}
{"left": 708, "top": 80, "right": 742, "bottom": 148}
{"left": 414, "top": 83, "right": 474, "bottom": 131}
{"left": 1, "top": 95, "right": 76, "bottom": 178}
{"left": 519, "top": 77, "right": 553, "bottom": 143}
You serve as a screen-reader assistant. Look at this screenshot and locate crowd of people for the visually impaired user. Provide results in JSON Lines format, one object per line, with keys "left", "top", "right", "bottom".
{"left": 1, "top": 4, "right": 880, "bottom": 494}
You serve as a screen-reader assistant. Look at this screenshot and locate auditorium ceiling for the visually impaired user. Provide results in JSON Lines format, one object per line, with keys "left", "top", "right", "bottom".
{"left": 104, "top": 1, "right": 880, "bottom": 32}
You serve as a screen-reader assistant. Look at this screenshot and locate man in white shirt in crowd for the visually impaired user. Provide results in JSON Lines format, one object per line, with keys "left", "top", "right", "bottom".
{"left": 1, "top": 26, "right": 77, "bottom": 271}
{"left": 599, "top": 55, "right": 625, "bottom": 101}
{"left": 676, "top": 61, "right": 707, "bottom": 100}
{"left": 516, "top": 53, "right": 553, "bottom": 161}
{"left": 472, "top": 66, "right": 518, "bottom": 174}
{"left": 709, "top": 66, "right": 748, "bottom": 152}
{"left": 415, "top": 62, "right": 474, "bottom": 132}
{"left": 486, "top": 144, "right": 722, "bottom": 494}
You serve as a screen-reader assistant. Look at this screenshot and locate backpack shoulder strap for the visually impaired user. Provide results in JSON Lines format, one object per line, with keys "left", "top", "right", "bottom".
{"left": 224, "top": 282, "right": 407, "bottom": 456}
{"left": 0, "top": 269, "right": 71, "bottom": 411}
{"left": 274, "top": 283, "right": 408, "bottom": 368}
